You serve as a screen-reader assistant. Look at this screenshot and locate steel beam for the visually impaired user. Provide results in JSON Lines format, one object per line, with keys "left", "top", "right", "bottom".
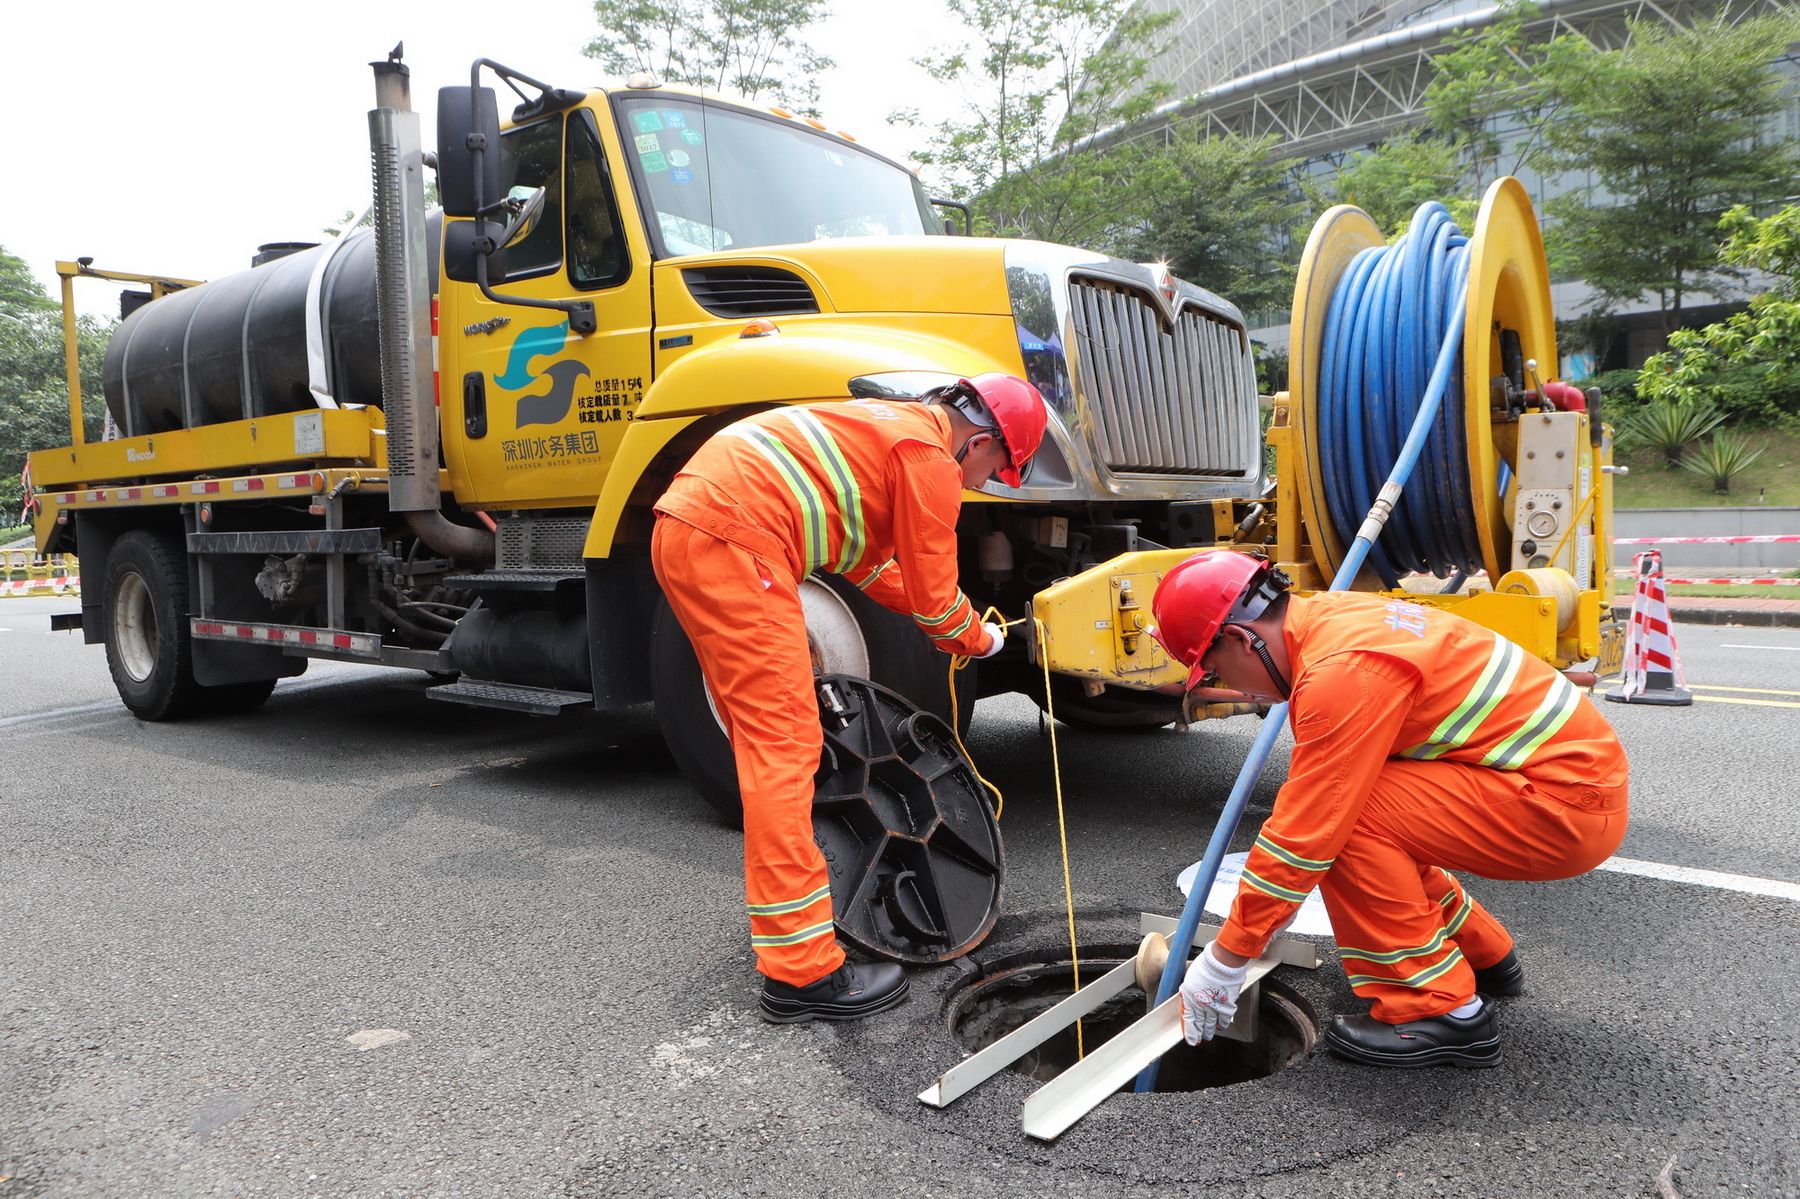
{"left": 918, "top": 960, "right": 1137, "bottom": 1110}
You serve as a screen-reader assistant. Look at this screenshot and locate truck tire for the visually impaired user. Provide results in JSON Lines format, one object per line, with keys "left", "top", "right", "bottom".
{"left": 104, "top": 530, "right": 205, "bottom": 721}
{"left": 1033, "top": 675, "right": 1181, "bottom": 732}
{"left": 652, "top": 573, "right": 976, "bottom": 826}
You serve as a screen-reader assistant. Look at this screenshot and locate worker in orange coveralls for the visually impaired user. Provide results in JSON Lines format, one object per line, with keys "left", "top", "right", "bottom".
{"left": 1149, "top": 550, "right": 1629, "bottom": 1066}
{"left": 651, "top": 375, "right": 1048, "bottom": 1024}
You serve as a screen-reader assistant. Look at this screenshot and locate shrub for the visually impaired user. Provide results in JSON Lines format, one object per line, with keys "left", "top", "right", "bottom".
{"left": 1623, "top": 399, "right": 1726, "bottom": 466}
{"left": 1580, "top": 367, "right": 1646, "bottom": 431}
{"left": 1680, "top": 427, "right": 1766, "bottom": 494}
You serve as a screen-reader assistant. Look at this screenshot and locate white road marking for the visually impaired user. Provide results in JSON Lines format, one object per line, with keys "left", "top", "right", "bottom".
{"left": 1597, "top": 856, "right": 1800, "bottom": 902}
{"left": 346, "top": 1029, "right": 411, "bottom": 1051}
{"left": 1721, "top": 644, "right": 1800, "bottom": 651}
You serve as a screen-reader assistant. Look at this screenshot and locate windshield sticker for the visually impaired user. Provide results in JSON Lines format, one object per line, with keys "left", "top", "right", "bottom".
{"left": 642, "top": 150, "right": 670, "bottom": 173}
{"left": 664, "top": 111, "right": 688, "bottom": 129}
{"left": 824, "top": 150, "right": 844, "bottom": 167}
{"left": 680, "top": 128, "right": 704, "bottom": 146}
{"left": 634, "top": 132, "right": 660, "bottom": 153}
{"left": 670, "top": 167, "right": 694, "bottom": 184}
{"left": 668, "top": 149, "right": 690, "bottom": 168}
{"left": 632, "top": 110, "right": 664, "bottom": 133}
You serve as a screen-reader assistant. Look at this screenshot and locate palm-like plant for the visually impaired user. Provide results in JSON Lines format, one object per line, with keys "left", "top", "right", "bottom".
{"left": 1681, "top": 427, "right": 1766, "bottom": 495}
{"left": 1625, "top": 400, "right": 1726, "bottom": 466}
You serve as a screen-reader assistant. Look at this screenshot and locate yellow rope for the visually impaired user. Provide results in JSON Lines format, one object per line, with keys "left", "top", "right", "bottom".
{"left": 945, "top": 607, "right": 1086, "bottom": 1058}
{"left": 947, "top": 609, "right": 1028, "bottom": 822}
{"left": 1034, "top": 615, "right": 1085, "bottom": 1059}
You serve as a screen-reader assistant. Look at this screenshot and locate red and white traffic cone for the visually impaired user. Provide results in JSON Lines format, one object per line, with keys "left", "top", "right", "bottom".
{"left": 1606, "top": 549, "right": 1691, "bottom": 706}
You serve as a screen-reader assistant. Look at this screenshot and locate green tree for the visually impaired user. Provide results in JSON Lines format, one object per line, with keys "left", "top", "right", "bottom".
{"left": 1418, "top": 2, "right": 1575, "bottom": 196}
{"left": 1316, "top": 129, "right": 1466, "bottom": 239}
{"left": 1117, "top": 130, "right": 1305, "bottom": 315}
{"left": 905, "top": 0, "right": 1173, "bottom": 248}
{"left": 0, "top": 249, "right": 110, "bottom": 521}
{"left": 1540, "top": 13, "right": 1800, "bottom": 335}
{"left": 1638, "top": 204, "right": 1800, "bottom": 425}
{"left": 585, "top": 0, "right": 832, "bottom": 110}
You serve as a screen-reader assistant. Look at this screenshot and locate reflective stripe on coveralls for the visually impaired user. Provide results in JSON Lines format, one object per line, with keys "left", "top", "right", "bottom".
{"left": 659, "top": 402, "right": 988, "bottom": 658}
{"left": 651, "top": 400, "right": 996, "bottom": 986}
{"left": 1212, "top": 592, "right": 1629, "bottom": 1023}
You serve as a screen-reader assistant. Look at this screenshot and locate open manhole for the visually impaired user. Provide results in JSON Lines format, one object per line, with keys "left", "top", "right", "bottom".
{"left": 947, "top": 952, "right": 1317, "bottom": 1093}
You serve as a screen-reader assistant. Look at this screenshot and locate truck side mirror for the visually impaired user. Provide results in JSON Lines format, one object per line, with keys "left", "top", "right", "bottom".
{"left": 437, "top": 85, "right": 502, "bottom": 218}
{"left": 443, "top": 218, "right": 509, "bottom": 283}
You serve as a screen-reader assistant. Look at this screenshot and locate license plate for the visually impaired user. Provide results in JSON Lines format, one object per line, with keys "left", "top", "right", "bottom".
{"left": 1597, "top": 620, "right": 1626, "bottom": 678}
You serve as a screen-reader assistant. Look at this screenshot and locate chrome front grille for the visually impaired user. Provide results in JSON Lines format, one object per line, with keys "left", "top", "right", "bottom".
{"left": 1067, "top": 276, "right": 1259, "bottom": 477}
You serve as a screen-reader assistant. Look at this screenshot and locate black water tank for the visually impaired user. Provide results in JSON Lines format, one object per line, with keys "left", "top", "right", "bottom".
{"left": 101, "top": 214, "right": 442, "bottom": 435}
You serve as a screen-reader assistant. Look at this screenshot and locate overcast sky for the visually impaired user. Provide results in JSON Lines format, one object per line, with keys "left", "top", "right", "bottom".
{"left": 4, "top": 0, "right": 962, "bottom": 317}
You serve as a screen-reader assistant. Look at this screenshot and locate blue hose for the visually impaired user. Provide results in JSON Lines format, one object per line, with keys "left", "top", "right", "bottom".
{"left": 1135, "top": 202, "right": 1474, "bottom": 1092}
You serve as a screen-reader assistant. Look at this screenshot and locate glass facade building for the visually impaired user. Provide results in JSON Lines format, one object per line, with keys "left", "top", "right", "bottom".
{"left": 1104, "top": 0, "right": 1800, "bottom": 370}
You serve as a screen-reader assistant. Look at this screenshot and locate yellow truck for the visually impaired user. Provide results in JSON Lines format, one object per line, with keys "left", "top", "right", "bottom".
{"left": 25, "top": 53, "right": 1272, "bottom": 815}
{"left": 27, "top": 53, "right": 1620, "bottom": 822}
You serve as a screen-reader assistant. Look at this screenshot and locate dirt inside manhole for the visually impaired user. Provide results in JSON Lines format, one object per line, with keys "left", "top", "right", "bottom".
{"left": 947, "top": 953, "right": 1317, "bottom": 1093}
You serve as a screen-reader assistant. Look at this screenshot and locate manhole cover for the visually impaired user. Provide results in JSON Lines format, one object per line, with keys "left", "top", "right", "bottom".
{"left": 812, "top": 674, "right": 1003, "bottom": 965}
{"left": 946, "top": 952, "right": 1316, "bottom": 1093}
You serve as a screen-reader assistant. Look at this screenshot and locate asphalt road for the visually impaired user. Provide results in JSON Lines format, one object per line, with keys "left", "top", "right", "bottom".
{"left": 3, "top": 594, "right": 1798, "bottom": 1198}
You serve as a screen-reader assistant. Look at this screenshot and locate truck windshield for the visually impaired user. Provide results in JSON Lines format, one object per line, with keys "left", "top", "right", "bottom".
{"left": 613, "top": 95, "right": 941, "bottom": 257}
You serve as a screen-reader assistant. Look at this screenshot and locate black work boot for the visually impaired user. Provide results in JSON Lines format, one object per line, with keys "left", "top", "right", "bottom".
{"left": 1473, "top": 950, "right": 1526, "bottom": 997}
{"left": 1324, "top": 1000, "right": 1501, "bottom": 1068}
{"left": 760, "top": 961, "right": 909, "bottom": 1024}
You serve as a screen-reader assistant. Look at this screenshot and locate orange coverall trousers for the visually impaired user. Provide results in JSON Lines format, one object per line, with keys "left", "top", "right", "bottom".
{"left": 651, "top": 514, "right": 843, "bottom": 988}
{"left": 1323, "top": 762, "right": 1628, "bottom": 1022}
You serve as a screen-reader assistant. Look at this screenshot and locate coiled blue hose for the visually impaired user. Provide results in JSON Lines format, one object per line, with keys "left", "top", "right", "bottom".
{"left": 1318, "top": 203, "right": 1484, "bottom": 588}
{"left": 1136, "top": 201, "right": 1476, "bottom": 1092}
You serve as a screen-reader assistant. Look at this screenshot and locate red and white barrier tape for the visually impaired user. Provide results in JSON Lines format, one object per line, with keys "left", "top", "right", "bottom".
{"left": 1613, "top": 534, "right": 1800, "bottom": 544}
{"left": 0, "top": 577, "right": 80, "bottom": 598}
{"left": 1611, "top": 574, "right": 1800, "bottom": 586}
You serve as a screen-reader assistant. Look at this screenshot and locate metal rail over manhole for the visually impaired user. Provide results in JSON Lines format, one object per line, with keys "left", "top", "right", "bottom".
{"left": 918, "top": 913, "right": 1319, "bottom": 1141}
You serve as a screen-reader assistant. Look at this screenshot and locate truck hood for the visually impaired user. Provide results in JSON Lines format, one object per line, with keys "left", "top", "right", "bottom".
{"left": 660, "top": 236, "right": 1015, "bottom": 316}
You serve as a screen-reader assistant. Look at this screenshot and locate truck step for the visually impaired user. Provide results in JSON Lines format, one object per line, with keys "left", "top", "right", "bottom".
{"left": 426, "top": 678, "right": 593, "bottom": 716}
{"left": 441, "top": 570, "right": 584, "bottom": 593}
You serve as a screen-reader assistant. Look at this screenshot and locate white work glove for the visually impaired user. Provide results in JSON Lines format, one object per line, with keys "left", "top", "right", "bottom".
{"left": 1179, "top": 944, "right": 1249, "bottom": 1045}
{"left": 976, "top": 621, "right": 1005, "bottom": 659}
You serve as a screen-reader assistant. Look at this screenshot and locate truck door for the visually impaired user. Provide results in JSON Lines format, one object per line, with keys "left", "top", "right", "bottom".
{"left": 439, "top": 106, "right": 653, "bottom": 510}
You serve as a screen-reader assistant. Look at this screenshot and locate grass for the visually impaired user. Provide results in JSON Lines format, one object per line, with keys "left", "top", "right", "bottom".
{"left": 1662, "top": 581, "right": 1800, "bottom": 599}
{"left": 1613, "top": 425, "right": 1800, "bottom": 508}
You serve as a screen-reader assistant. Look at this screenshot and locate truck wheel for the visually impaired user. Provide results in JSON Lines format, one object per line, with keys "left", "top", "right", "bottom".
{"left": 1033, "top": 676, "right": 1181, "bottom": 732}
{"left": 105, "top": 530, "right": 204, "bottom": 721}
{"left": 652, "top": 573, "right": 975, "bottom": 826}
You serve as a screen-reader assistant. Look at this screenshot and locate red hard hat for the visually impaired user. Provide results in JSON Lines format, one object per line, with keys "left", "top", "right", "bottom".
{"left": 958, "top": 373, "right": 1048, "bottom": 488}
{"left": 1149, "top": 550, "right": 1282, "bottom": 691}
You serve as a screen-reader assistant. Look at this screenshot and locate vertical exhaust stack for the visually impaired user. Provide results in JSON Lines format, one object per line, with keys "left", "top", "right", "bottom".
{"left": 369, "top": 51, "right": 493, "bottom": 563}
{"left": 369, "top": 54, "right": 437, "bottom": 512}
